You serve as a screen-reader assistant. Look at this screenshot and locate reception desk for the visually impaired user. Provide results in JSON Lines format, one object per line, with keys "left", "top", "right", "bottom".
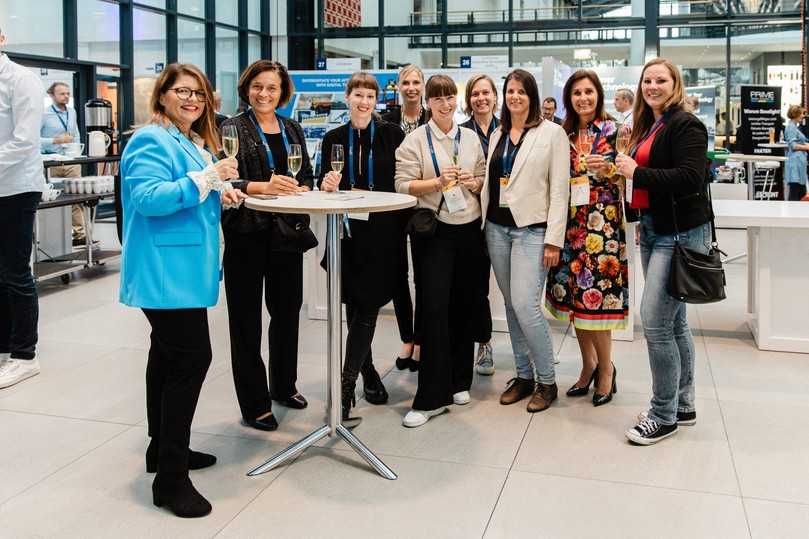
{"left": 713, "top": 200, "right": 809, "bottom": 353}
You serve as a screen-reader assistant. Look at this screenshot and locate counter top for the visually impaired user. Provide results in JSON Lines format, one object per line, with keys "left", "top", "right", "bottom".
{"left": 714, "top": 200, "right": 809, "bottom": 228}
{"left": 716, "top": 153, "right": 787, "bottom": 162}
{"left": 245, "top": 190, "right": 416, "bottom": 215}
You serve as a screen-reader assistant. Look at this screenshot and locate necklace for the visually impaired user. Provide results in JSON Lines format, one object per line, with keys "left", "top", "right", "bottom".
{"left": 401, "top": 105, "right": 422, "bottom": 135}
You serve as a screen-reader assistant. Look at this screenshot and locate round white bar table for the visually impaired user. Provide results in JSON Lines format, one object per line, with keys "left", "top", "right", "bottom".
{"left": 244, "top": 190, "right": 416, "bottom": 480}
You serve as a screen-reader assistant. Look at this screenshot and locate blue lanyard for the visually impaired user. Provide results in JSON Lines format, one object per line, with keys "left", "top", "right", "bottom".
{"left": 502, "top": 129, "right": 527, "bottom": 176}
{"left": 248, "top": 109, "right": 291, "bottom": 174}
{"left": 348, "top": 120, "right": 375, "bottom": 190}
{"left": 425, "top": 125, "right": 462, "bottom": 178}
{"left": 51, "top": 105, "right": 69, "bottom": 132}
{"left": 630, "top": 115, "right": 666, "bottom": 158}
{"left": 474, "top": 116, "right": 498, "bottom": 155}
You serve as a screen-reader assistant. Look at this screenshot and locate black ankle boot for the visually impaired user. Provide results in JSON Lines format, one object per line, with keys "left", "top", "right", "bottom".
{"left": 146, "top": 440, "right": 217, "bottom": 474}
{"left": 341, "top": 379, "right": 362, "bottom": 429}
{"left": 152, "top": 475, "right": 212, "bottom": 518}
{"left": 360, "top": 362, "right": 389, "bottom": 405}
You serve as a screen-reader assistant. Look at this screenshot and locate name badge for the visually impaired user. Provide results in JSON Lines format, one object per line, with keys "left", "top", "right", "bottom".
{"left": 570, "top": 175, "right": 590, "bottom": 207}
{"left": 348, "top": 212, "right": 370, "bottom": 221}
{"left": 443, "top": 181, "right": 467, "bottom": 214}
{"left": 499, "top": 176, "right": 509, "bottom": 208}
{"left": 625, "top": 178, "right": 633, "bottom": 204}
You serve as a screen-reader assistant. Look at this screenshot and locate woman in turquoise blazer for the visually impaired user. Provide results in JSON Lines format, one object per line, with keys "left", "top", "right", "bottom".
{"left": 119, "top": 63, "right": 244, "bottom": 519}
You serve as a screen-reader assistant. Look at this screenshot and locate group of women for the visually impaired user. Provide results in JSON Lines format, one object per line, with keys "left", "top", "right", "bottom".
{"left": 119, "top": 56, "right": 715, "bottom": 518}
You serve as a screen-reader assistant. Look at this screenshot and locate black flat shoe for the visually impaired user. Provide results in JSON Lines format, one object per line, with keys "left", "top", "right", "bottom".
{"left": 361, "top": 362, "right": 389, "bottom": 405}
{"left": 395, "top": 353, "right": 412, "bottom": 370}
{"left": 146, "top": 442, "right": 217, "bottom": 473}
{"left": 593, "top": 364, "right": 617, "bottom": 407}
{"left": 152, "top": 476, "right": 211, "bottom": 518}
{"left": 244, "top": 414, "right": 279, "bottom": 431}
{"left": 566, "top": 367, "right": 597, "bottom": 397}
{"left": 276, "top": 393, "right": 308, "bottom": 409}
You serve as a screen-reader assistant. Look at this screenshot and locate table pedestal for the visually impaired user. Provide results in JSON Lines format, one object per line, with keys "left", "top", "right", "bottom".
{"left": 247, "top": 213, "right": 397, "bottom": 480}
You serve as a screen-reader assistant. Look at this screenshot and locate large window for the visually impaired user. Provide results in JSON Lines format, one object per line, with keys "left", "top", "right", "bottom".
{"left": 178, "top": 17, "right": 206, "bottom": 70}
{"left": 216, "top": 27, "right": 239, "bottom": 115}
{"left": 133, "top": 8, "right": 166, "bottom": 124}
{"left": 78, "top": 0, "right": 120, "bottom": 65}
{"left": 248, "top": 0, "right": 262, "bottom": 31}
{"left": 177, "top": 0, "right": 204, "bottom": 17}
{"left": 0, "top": 0, "right": 63, "bottom": 58}
{"left": 216, "top": 0, "right": 238, "bottom": 26}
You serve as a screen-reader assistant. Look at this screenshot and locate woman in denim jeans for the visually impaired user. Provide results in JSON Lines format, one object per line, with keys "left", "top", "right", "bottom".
{"left": 480, "top": 69, "right": 570, "bottom": 413}
{"left": 616, "top": 58, "right": 714, "bottom": 445}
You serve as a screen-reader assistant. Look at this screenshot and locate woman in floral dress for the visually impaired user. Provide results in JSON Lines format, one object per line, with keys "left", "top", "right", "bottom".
{"left": 545, "top": 70, "right": 628, "bottom": 407}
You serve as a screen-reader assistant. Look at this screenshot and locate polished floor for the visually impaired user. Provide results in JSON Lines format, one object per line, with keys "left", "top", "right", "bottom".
{"left": 1, "top": 227, "right": 807, "bottom": 538}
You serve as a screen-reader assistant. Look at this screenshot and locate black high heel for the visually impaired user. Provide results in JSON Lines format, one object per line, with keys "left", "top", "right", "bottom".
{"left": 395, "top": 344, "right": 414, "bottom": 370}
{"left": 566, "top": 367, "right": 597, "bottom": 397}
{"left": 592, "top": 363, "right": 617, "bottom": 407}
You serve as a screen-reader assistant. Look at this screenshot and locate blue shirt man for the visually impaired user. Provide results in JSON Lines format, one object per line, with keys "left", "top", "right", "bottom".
{"left": 40, "top": 82, "right": 81, "bottom": 154}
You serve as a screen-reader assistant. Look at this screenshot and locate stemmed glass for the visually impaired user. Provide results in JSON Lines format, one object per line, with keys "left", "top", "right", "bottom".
{"left": 331, "top": 144, "right": 344, "bottom": 174}
{"left": 221, "top": 124, "right": 239, "bottom": 158}
{"left": 288, "top": 144, "right": 302, "bottom": 180}
{"left": 615, "top": 126, "right": 631, "bottom": 156}
{"left": 577, "top": 128, "right": 594, "bottom": 176}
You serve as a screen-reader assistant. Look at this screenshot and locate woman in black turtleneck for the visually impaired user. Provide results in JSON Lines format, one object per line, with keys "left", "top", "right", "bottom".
{"left": 319, "top": 72, "right": 406, "bottom": 425}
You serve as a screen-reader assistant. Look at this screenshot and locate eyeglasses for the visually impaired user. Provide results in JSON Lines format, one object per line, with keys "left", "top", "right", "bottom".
{"left": 169, "top": 87, "right": 207, "bottom": 101}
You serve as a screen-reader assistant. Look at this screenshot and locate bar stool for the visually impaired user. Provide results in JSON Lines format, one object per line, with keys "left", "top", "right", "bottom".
{"left": 754, "top": 160, "right": 780, "bottom": 200}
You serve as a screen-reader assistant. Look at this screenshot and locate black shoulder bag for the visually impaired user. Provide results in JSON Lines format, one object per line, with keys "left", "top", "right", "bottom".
{"left": 406, "top": 196, "right": 444, "bottom": 239}
{"left": 667, "top": 187, "right": 727, "bottom": 304}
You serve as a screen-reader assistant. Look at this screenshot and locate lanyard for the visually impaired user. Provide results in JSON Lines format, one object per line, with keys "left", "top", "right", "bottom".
{"left": 502, "top": 129, "right": 528, "bottom": 176}
{"left": 348, "top": 120, "right": 375, "bottom": 190}
{"left": 630, "top": 115, "right": 665, "bottom": 158}
{"left": 425, "top": 125, "right": 462, "bottom": 178}
{"left": 473, "top": 116, "right": 498, "bottom": 155}
{"left": 51, "top": 105, "right": 69, "bottom": 132}
{"left": 248, "top": 108, "right": 290, "bottom": 173}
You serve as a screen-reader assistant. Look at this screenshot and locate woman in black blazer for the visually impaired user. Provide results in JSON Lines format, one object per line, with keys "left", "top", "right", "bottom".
{"left": 615, "top": 58, "right": 712, "bottom": 446}
{"left": 320, "top": 72, "right": 406, "bottom": 425}
{"left": 221, "top": 60, "right": 315, "bottom": 432}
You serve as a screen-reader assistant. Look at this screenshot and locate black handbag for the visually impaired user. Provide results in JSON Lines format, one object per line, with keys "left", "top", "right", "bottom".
{"left": 666, "top": 189, "right": 726, "bottom": 304}
{"left": 405, "top": 196, "right": 445, "bottom": 239}
{"left": 269, "top": 213, "right": 318, "bottom": 253}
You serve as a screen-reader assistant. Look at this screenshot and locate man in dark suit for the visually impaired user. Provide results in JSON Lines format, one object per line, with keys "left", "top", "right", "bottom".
{"left": 542, "top": 97, "right": 562, "bottom": 125}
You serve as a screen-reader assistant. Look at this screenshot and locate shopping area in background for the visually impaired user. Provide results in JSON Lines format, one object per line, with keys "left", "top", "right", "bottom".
{"left": 278, "top": 59, "right": 788, "bottom": 202}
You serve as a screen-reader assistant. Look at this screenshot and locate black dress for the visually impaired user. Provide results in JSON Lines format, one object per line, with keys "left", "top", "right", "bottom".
{"left": 319, "top": 119, "right": 407, "bottom": 383}
{"left": 220, "top": 112, "right": 314, "bottom": 422}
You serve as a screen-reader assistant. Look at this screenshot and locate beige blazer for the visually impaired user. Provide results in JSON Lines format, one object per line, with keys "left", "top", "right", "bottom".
{"left": 480, "top": 120, "right": 570, "bottom": 247}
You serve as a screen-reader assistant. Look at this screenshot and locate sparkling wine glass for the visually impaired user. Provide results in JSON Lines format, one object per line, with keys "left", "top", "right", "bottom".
{"left": 221, "top": 124, "right": 239, "bottom": 158}
{"left": 288, "top": 144, "right": 302, "bottom": 180}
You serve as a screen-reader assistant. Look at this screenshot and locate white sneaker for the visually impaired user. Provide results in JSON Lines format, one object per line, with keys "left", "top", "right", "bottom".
{"left": 453, "top": 391, "right": 471, "bottom": 405}
{"left": 402, "top": 407, "right": 448, "bottom": 428}
{"left": 0, "top": 358, "right": 41, "bottom": 389}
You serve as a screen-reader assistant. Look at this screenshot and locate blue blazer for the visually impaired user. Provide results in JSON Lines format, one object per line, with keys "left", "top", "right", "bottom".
{"left": 119, "top": 124, "right": 221, "bottom": 309}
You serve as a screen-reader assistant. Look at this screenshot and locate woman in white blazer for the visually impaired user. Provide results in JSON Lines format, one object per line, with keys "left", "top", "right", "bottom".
{"left": 395, "top": 74, "right": 487, "bottom": 428}
{"left": 481, "top": 69, "right": 570, "bottom": 414}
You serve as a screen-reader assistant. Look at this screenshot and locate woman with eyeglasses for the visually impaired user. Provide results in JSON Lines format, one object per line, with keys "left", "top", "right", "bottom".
{"left": 395, "top": 74, "right": 487, "bottom": 428}
{"left": 120, "top": 63, "right": 246, "bottom": 518}
{"left": 319, "top": 72, "right": 406, "bottom": 425}
{"left": 220, "top": 60, "right": 315, "bottom": 433}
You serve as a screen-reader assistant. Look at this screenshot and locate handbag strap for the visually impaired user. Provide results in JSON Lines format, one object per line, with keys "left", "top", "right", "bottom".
{"left": 670, "top": 181, "right": 718, "bottom": 247}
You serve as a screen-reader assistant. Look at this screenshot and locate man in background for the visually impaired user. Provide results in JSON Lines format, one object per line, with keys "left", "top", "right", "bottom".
{"left": 41, "top": 81, "right": 85, "bottom": 244}
{"left": 613, "top": 88, "right": 634, "bottom": 127}
{"left": 214, "top": 90, "right": 228, "bottom": 129}
{"left": 542, "top": 97, "right": 562, "bottom": 124}
{"left": 0, "top": 25, "right": 45, "bottom": 389}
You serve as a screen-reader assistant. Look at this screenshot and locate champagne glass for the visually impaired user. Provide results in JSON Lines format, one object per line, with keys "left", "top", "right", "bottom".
{"left": 616, "top": 130, "right": 630, "bottom": 156}
{"left": 288, "top": 144, "right": 303, "bottom": 180}
{"left": 577, "top": 128, "right": 593, "bottom": 175}
{"left": 221, "top": 124, "right": 239, "bottom": 158}
{"left": 331, "top": 144, "right": 344, "bottom": 173}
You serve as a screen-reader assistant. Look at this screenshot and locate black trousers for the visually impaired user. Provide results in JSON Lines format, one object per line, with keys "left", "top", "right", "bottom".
{"left": 392, "top": 233, "right": 420, "bottom": 346}
{"left": 412, "top": 220, "right": 484, "bottom": 411}
{"left": 223, "top": 230, "right": 303, "bottom": 421}
{"left": 474, "top": 248, "right": 493, "bottom": 344}
{"left": 787, "top": 183, "right": 807, "bottom": 201}
{"left": 343, "top": 303, "right": 380, "bottom": 385}
{"left": 143, "top": 308, "right": 212, "bottom": 478}
{"left": 0, "top": 192, "right": 41, "bottom": 360}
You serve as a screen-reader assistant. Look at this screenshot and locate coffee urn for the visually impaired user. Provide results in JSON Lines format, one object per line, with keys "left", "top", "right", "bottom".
{"left": 85, "top": 98, "right": 114, "bottom": 155}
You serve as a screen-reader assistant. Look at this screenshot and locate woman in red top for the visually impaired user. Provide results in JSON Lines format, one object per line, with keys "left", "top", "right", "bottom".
{"left": 616, "top": 58, "right": 713, "bottom": 446}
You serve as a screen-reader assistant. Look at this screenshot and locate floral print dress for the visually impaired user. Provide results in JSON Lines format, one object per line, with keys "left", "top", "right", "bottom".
{"left": 545, "top": 119, "right": 629, "bottom": 331}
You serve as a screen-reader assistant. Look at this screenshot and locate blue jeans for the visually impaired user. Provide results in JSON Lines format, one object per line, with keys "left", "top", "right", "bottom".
{"left": 0, "top": 192, "right": 41, "bottom": 360}
{"left": 639, "top": 214, "right": 711, "bottom": 425}
{"left": 485, "top": 221, "right": 556, "bottom": 384}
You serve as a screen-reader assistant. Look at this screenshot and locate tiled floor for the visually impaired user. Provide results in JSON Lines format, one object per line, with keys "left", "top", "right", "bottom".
{"left": 1, "top": 226, "right": 808, "bottom": 538}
